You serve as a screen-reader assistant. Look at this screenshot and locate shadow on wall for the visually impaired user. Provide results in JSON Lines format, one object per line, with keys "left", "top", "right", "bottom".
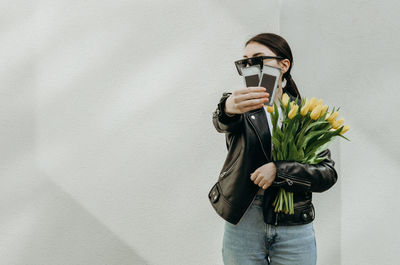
{"left": 3, "top": 174, "right": 148, "bottom": 265}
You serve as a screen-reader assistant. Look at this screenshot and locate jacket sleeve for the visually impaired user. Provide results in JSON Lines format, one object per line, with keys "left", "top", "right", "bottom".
{"left": 212, "top": 92, "right": 243, "bottom": 134}
{"left": 271, "top": 149, "right": 338, "bottom": 193}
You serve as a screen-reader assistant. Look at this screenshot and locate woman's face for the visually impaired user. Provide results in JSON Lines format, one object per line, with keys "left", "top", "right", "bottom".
{"left": 243, "top": 41, "right": 290, "bottom": 77}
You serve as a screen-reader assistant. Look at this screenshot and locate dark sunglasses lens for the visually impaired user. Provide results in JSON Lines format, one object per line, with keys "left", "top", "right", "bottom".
{"left": 238, "top": 58, "right": 257, "bottom": 67}
{"left": 247, "top": 58, "right": 258, "bottom": 66}
{"left": 236, "top": 59, "right": 247, "bottom": 67}
{"left": 235, "top": 57, "right": 264, "bottom": 75}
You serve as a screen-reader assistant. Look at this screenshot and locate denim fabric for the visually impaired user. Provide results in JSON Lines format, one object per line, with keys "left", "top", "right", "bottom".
{"left": 222, "top": 194, "right": 317, "bottom": 265}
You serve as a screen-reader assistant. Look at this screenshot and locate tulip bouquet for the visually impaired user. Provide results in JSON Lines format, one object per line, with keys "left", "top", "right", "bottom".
{"left": 267, "top": 93, "right": 350, "bottom": 215}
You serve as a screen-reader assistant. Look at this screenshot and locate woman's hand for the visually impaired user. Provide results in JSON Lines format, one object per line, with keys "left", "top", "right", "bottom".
{"left": 225, "top": 87, "right": 269, "bottom": 115}
{"left": 250, "top": 162, "right": 277, "bottom": 189}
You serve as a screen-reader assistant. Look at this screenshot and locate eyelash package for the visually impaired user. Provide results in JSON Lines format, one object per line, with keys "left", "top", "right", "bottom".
{"left": 241, "top": 65, "right": 261, "bottom": 87}
{"left": 258, "top": 64, "right": 282, "bottom": 106}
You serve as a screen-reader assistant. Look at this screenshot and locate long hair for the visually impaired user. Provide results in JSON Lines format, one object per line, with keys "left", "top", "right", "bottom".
{"left": 245, "top": 33, "right": 301, "bottom": 99}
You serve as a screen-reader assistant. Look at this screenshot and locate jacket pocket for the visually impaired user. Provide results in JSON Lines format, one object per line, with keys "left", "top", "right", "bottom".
{"left": 293, "top": 202, "right": 315, "bottom": 222}
{"left": 208, "top": 181, "right": 221, "bottom": 203}
{"left": 297, "top": 202, "right": 315, "bottom": 222}
{"left": 277, "top": 201, "right": 315, "bottom": 224}
{"left": 272, "top": 170, "right": 312, "bottom": 192}
{"left": 208, "top": 181, "right": 232, "bottom": 206}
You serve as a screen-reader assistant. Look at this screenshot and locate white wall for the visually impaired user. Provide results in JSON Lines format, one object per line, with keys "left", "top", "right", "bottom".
{"left": 1, "top": 0, "right": 398, "bottom": 264}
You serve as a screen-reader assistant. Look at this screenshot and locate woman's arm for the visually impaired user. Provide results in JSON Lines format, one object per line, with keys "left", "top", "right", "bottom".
{"left": 271, "top": 149, "right": 338, "bottom": 193}
{"left": 212, "top": 88, "right": 269, "bottom": 134}
{"left": 212, "top": 92, "right": 243, "bottom": 134}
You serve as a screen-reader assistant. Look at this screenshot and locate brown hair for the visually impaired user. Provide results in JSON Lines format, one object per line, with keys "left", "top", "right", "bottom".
{"left": 245, "top": 33, "right": 301, "bottom": 99}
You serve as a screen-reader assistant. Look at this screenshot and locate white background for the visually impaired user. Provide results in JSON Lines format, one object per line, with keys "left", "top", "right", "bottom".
{"left": 1, "top": 0, "right": 399, "bottom": 264}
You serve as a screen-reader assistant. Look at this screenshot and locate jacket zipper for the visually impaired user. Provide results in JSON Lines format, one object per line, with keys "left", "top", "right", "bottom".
{"left": 285, "top": 177, "right": 311, "bottom": 187}
{"left": 219, "top": 150, "right": 242, "bottom": 179}
{"left": 278, "top": 171, "right": 312, "bottom": 187}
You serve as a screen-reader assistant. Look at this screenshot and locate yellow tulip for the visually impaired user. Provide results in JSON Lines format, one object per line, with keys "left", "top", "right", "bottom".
{"left": 325, "top": 111, "right": 331, "bottom": 120}
{"left": 332, "top": 118, "right": 345, "bottom": 129}
{"left": 320, "top": 104, "right": 329, "bottom": 116}
{"left": 308, "top": 97, "right": 317, "bottom": 111}
{"left": 266, "top": 105, "right": 274, "bottom": 113}
{"left": 300, "top": 100, "right": 311, "bottom": 116}
{"left": 340, "top": 125, "right": 350, "bottom": 134}
{"left": 310, "top": 104, "right": 322, "bottom": 120}
{"left": 288, "top": 105, "right": 299, "bottom": 119}
{"left": 327, "top": 111, "right": 339, "bottom": 122}
{"left": 282, "top": 93, "right": 290, "bottom": 108}
{"left": 311, "top": 99, "right": 323, "bottom": 114}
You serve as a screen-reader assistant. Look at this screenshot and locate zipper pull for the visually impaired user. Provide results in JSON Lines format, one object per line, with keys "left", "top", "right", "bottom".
{"left": 286, "top": 178, "right": 293, "bottom": 186}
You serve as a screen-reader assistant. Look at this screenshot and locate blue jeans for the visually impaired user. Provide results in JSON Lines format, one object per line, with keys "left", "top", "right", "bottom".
{"left": 222, "top": 194, "right": 317, "bottom": 265}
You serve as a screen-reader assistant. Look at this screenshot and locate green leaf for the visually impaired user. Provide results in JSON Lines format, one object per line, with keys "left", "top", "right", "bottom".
{"left": 308, "top": 155, "right": 328, "bottom": 164}
{"left": 288, "top": 139, "right": 297, "bottom": 160}
{"left": 272, "top": 137, "right": 281, "bottom": 149}
{"left": 304, "top": 134, "right": 335, "bottom": 157}
{"left": 277, "top": 128, "right": 284, "bottom": 139}
{"left": 313, "top": 142, "right": 333, "bottom": 157}
{"left": 337, "top": 133, "right": 351, "bottom": 141}
{"left": 275, "top": 127, "right": 284, "bottom": 141}
{"left": 301, "top": 97, "right": 306, "bottom": 107}
{"left": 272, "top": 101, "right": 279, "bottom": 128}
{"left": 304, "top": 120, "right": 329, "bottom": 133}
{"left": 294, "top": 118, "right": 312, "bottom": 145}
{"left": 298, "top": 148, "right": 305, "bottom": 160}
{"left": 302, "top": 130, "right": 328, "bottom": 149}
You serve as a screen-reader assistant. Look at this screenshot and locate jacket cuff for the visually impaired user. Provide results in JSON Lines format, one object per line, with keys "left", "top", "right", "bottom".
{"left": 215, "top": 92, "right": 243, "bottom": 127}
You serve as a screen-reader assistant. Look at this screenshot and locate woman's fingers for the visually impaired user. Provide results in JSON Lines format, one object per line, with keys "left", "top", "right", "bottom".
{"left": 257, "top": 177, "right": 270, "bottom": 189}
{"left": 254, "top": 174, "right": 264, "bottom": 185}
{"left": 238, "top": 101, "right": 268, "bottom": 113}
{"left": 236, "top": 86, "right": 266, "bottom": 95}
{"left": 228, "top": 87, "right": 270, "bottom": 114}
{"left": 250, "top": 172, "right": 271, "bottom": 189}
{"left": 235, "top": 87, "right": 269, "bottom": 102}
{"left": 232, "top": 96, "right": 269, "bottom": 113}
{"left": 236, "top": 87, "right": 269, "bottom": 110}
{"left": 235, "top": 92, "right": 269, "bottom": 103}
{"left": 240, "top": 97, "right": 269, "bottom": 108}
{"left": 250, "top": 171, "right": 257, "bottom": 181}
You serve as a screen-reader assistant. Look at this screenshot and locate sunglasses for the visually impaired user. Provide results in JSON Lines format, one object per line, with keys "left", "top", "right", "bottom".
{"left": 234, "top": 55, "right": 285, "bottom": 76}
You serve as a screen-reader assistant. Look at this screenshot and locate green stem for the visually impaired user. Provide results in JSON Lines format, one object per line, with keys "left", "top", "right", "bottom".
{"left": 289, "top": 192, "right": 294, "bottom": 214}
{"left": 283, "top": 189, "right": 289, "bottom": 214}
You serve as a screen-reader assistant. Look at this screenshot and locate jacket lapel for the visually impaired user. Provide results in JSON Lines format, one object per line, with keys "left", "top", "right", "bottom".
{"left": 246, "top": 108, "right": 272, "bottom": 161}
{"left": 246, "top": 94, "right": 300, "bottom": 162}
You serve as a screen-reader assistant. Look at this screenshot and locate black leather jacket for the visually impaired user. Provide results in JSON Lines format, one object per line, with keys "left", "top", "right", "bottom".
{"left": 208, "top": 92, "right": 338, "bottom": 226}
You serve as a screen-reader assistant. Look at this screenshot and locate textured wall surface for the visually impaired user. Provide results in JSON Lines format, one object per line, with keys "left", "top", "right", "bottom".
{"left": 1, "top": 0, "right": 398, "bottom": 264}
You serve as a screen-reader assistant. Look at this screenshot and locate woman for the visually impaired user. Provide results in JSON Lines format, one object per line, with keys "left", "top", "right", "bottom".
{"left": 208, "top": 33, "right": 338, "bottom": 265}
